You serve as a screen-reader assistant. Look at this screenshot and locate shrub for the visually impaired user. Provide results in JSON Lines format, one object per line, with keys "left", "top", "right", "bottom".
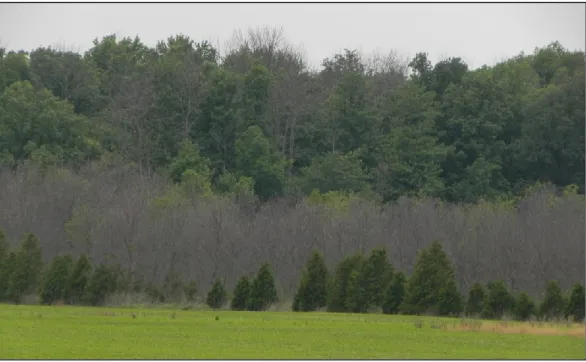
{"left": 514, "top": 292, "right": 536, "bottom": 321}
{"left": 539, "top": 280, "right": 566, "bottom": 321}
{"left": 402, "top": 240, "right": 457, "bottom": 315}
{"left": 326, "top": 254, "right": 364, "bottom": 313}
{"left": 482, "top": 280, "right": 515, "bottom": 319}
{"left": 183, "top": 280, "right": 198, "bottom": 302}
{"left": 565, "top": 283, "right": 585, "bottom": 322}
{"left": 65, "top": 255, "right": 92, "bottom": 305}
{"left": 38, "top": 254, "right": 74, "bottom": 305}
{"left": 437, "top": 279, "right": 462, "bottom": 317}
{"left": 206, "top": 279, "right": 227, "bottom": 310}
{"left": 231, "top": 276, "right": 251, "bottom": 311}
{"left": 292, "top": 250, "right": 329, "bottom": 312}
{"left": 465, "top": 283, "right": 485, "bottom": 317}
{"left": 249, "top": 263, "right": 278, "bottom": 311}
{"left": 382, "top": 271, "right": 406, "bottom": 315}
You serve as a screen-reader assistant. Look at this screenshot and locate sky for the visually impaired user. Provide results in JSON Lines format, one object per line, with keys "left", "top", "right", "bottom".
{"left": 0, "top": 2, "right": 584, "bottom": 70}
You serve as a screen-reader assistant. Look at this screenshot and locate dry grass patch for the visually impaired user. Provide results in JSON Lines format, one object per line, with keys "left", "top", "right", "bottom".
{"left": 451, "top": 319, "right": 585, "bottom": 339}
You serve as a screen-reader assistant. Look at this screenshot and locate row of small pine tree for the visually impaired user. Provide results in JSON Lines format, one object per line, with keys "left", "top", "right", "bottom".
{"left": 1, "top": 228, "right": 584, "bottom": 322}
{"left": 290, "top": 241, "right": 585, "bottom": 322}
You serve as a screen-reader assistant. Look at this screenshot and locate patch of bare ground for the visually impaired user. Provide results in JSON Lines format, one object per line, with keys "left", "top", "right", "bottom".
{"left": 450, "top": 319, "right": 585, "bottom": 339}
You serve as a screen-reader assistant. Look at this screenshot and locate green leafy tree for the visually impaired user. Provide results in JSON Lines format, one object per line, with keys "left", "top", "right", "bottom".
{"left": 292, "top": 250, "right": 329, "bottom": 312}
{"left": 0, "top": 251, "right": 17, "bottom": 302}
{"left": 539, "top": 280, "right": 566, "bottom": 321}
{"left": 248, "top": 263, "right": 278, "bottom": 311}
{"left": 382, "top": 271, "right": 406, "bottom": 315}
{"left": 230, "top": 276, "right": 251, "bottom": 311}
{"left": 514, "top": 292, "right": 536, "bottom": 321}
{"left": 206, "top": 279, "right": 227, "bottom": 310}
{"left": 402, "top": 240, "right": 458, "bottom": 315}
{"left": 565, "top": 283, "right": 585, "bottom": 322}
{"left": 0, "top": 81, "right": 102, "bottom": 168}
{"left": 235, "top": 126, "right": 288, "bottom": 200}
{"left": 38, "top": 254, "right": 74, "bottom": 305}
{"left": 465, "top": 282, "right": 485, "bottom": 317}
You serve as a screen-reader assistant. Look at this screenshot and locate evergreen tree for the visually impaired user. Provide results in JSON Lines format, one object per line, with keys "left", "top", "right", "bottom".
{"left": 565, "top": 283, "right": 585, "bottom": 322}
{"left": 65, "top": 254, "right": 92, "bottom": 305}
{"left": 0, "top": 252, "right": 17, "bottom": 302}
{"left": 482, "top": 281, "right": 515, "bottom": 319}
{"left": 38, "top": 254, "right": 73, "bottom": 305}
{"left": 465, "top": 282, "right": 485, "bottom": 317}
{"left": 437, "top": 279, "right": 462, "bottom": 317}
{"left": 83, "top": 264, "right": 118, "bottom": 306}
{"left": 382, "top": 271, "right": 406, "bottom": 315}
{"left": 8, "top": 233, "right": 43, "bottom": 304}
{"left": 539, "top": 280, "right": 565, "bottom": 321}
{"left": 0, "top": 229, "right": 9, "bottom": 301}
{"left": 402, "top": 240, "right": 457, "bottom": 315}
{"left": 358, "top": 248, "right": 393, "bottom": 311}
{"left": 231, "top": 276, "right": 251, "bottom": 311}
{"left": 514, "top": 292, "right": 536, "bottom": 321}
{"left": 292, "top": 250, "right": 329, "bottom": 312}
{"left": 183, "top": 280, "right": 198, "bottom": 302}
{"left": 248, "top": 263, "right": 278, "bottom": 311}
{"left": 326, "top": 254, "right": 364, "bottom": 313}
{"left": 206, "top": 279, "right": 227, "bottom": 310}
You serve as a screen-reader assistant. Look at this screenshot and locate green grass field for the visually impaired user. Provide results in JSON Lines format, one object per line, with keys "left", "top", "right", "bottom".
{"left": 0, "top": 304, "right": 583, "bottom": 359}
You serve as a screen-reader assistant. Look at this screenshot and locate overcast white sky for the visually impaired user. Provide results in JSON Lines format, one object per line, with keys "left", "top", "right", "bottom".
{"left": 0, "top": 3, "right": 584, "bottom": 70}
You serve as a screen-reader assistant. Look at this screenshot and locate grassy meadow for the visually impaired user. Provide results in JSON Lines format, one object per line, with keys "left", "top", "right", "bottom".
{"left": 0, "top": 304, "right": 583, "bottom": 359}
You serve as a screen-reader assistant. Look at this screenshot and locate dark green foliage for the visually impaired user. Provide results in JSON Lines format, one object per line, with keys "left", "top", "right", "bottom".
{"left": 183, "top": 280, "right": 198, "bottom": 302}
{"left": 144, "top": 283, "right": 165, "bottom": 303}
{"left": 163, "top": 271, "right": 183, "bottom": 302}
{"left": 437, "top": 279, "right": 462, "bottom": 317}
{"left": 0, "top": 252, "right": 17, "bottom": 302}
{"left": 326, "top": 254, "right": 364, "bottom": 313}
{"left": 65, "top": 255, "right": 92, "bottom": 305}
{"left": 465, "top": 283, "right": 485, "bottom": 317}
{"left": 8, "top": 233, "right": 44, "bottom": 304}
{"left": 0, "top": 229, "right": 8, "bottom": 300}
{"left": 539, "top": 280, "right": 566, "bottom": 321}
{"left": 514, "top": 292, "right": 536, "bottom": 321}
{"left": 382, "top": 271, "right": 406, "bottom": 315}
{"left": 231, "top": 276, "right": 251, "bottom": 311}
{"left": 357, "top": 248, "right": 393, "bottom": 311}
{"left": 402, "top": 241, "right": 458, "bottom": 315}
{"left": 482, "top": 281, "right": 515, "bottom": 320}
{"left": 206, "top": 279, "right": 227, "bottom": 310}
{"left": 565, "top": 283, "right": 585, "bottom": 322}
{"left": 83, "top": 264, "right": 119, "bottom": 306}
{"left": 249, "top": 263, "right": 278, "bottom": 311}
{"left": 293, "top": 250, "right": 329, "bottom": 312}
{"left": 38, "top": 254, "right": 73, "bottom": 305}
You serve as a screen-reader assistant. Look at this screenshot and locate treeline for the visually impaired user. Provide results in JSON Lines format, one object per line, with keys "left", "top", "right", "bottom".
{"left": 0, "top": 27, "right": 584, "bottom": 205}
{"left": 0, "top": 164, "right": 583, "bottom": 298}
{"left": 1, "top": 228, "right": 583, "bottom": 323}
